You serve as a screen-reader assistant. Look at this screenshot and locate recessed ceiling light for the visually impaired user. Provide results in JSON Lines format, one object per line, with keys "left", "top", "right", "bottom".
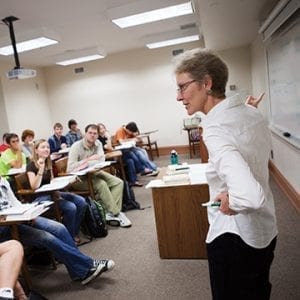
{"left": 146, "top": 34, "right": 199, "bottom": 49}
{"left": 0, "top": 37, "right": 58, "bottom": 56}
{"left": 112, "top": 1, "right": 194, "bottom": 28}
{"left": 56, "top": 54, "right": 105, "bottom": 66}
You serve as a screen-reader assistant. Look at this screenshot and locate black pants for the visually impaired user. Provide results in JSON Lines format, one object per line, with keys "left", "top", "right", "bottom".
{"left": 207, "top": 233, "right": 277, "bottom": 300}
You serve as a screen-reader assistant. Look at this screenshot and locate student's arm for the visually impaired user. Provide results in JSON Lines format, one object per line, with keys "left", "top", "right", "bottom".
{"left": 27, "top": 159, "right": 45, "bottom": 190}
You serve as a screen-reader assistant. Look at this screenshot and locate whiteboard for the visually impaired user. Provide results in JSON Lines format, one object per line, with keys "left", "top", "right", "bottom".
{"left": 266, "top": 11, "right": 300, "bottom": 149}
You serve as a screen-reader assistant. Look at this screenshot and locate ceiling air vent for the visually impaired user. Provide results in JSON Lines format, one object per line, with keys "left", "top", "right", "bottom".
{"left": 180, "top": 23, "right": 197, "bottom": 30}
{"left": 172, "top": 49, "right": 184, "bottom": 56}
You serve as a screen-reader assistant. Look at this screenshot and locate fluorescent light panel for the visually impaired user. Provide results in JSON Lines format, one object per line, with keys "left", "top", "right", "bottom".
{"left": 0, "top": 37, "right": 58, "bottom": 56}
{"left": 112, "top": 1, "right": 193, "bottom": 28}
{"left": 56, "top": 54, "right": 104, "bottom": 66}
{"left": 146, "top": 34, "right": 199, "bottom": 49}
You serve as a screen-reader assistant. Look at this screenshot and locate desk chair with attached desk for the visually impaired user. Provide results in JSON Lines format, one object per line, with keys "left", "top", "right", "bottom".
{"left": 138, "top": 132, "right": 159, "bottom": 161}
{"left": 14, "top": 172, "right": 61, "bottom": 222}
{"left": 54, "top": 156, "right": 95, "bottom": 199}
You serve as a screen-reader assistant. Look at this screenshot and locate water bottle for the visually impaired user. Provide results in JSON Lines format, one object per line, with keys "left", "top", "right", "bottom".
{"left": 170, "top": 149, "right": 179, "bottom": 165}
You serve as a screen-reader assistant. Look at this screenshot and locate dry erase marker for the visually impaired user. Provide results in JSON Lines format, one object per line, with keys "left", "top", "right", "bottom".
{"left": 202, "top": 201, "right": 221, "bottom": 207}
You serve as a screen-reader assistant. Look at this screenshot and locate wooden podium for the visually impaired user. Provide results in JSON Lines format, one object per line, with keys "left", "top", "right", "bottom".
{"left": 150, "top": 165, "right": 209, "bottom": 259}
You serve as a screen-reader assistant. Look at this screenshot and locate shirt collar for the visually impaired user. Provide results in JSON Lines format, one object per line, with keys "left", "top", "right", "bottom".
{"left": 202, "top": 94, "right": 243, "bottom": 127}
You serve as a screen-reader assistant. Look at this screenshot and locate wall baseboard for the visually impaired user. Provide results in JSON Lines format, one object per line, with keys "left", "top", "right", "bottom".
{"left": 269, "top": 160, "right": 300, "bottom": 213}
{"left": 157, "top": 145, "right": 191, "bottom": 156}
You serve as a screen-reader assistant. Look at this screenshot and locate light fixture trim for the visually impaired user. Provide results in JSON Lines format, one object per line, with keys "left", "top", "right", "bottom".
{"left": 112, "top": 1, "right": 193, "bottom": 28}
{"left": 146, "top": 34, "right": 199, "bottom": 49}
{"left": 0, "top": 37, "right": 58, "bottom": 56}
{"left": 56, "top": 54, "right": 105, "bottom": 66}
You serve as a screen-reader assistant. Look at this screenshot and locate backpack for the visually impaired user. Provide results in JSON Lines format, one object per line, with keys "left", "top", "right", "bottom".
{"left": 122, "top": 181, "right": 141, "bottom": 212}
{"left": 82, "top": 197, "right": 108, "bottom": 238}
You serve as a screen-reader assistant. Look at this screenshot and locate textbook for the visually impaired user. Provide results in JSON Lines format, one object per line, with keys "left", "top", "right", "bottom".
{"left": 0, "top": 202, "right": 52, "bottom": 221}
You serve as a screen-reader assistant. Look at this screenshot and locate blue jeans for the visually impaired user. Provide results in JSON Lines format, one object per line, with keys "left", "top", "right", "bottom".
{"left": 123, "top": 157, "right": 138, "bottom": 184}
{"left": 34, "top": 192, "right": 87, "bottom": 238}
{"left": 132, "top": 147, "right": 157, "bottom": 171}
{"left": 0, "top": 217, "right": 93, "bottom": 279}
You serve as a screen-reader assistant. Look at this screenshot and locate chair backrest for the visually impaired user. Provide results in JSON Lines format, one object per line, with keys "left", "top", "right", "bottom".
{"left": 15, "top": 172, "right": 32, "bottom": 191}
{"left": 54, "top": 156, "right": 68, "bottom": 175}
{"left": 189, "top": 128, "right": 201, "bottom": 142}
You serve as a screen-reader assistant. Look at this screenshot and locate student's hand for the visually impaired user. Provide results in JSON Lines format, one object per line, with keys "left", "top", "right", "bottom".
{"left": 215, "top": 192, "right": 237, "bottom": 216}
{"left": 61, "top": 143, "right": 67, "bottom": 149}
{"left": 37, "top": 157, "right": 45, "bottom": 169}
{"left": 87, "top": 154, "right": 100, "bottom": 161}
{"left": 245, "top": 92, "right": 265, "bottom": 108}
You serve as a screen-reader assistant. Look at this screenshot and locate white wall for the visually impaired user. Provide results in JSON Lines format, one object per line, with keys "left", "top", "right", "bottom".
{"left": 44, "top": 43, "right": 252, "bottom": 147}
{"left": 251, "top": 35, "right": 300, "bottom": 193}
{"left": 0, "top": 63, "right": 52, "bottom": 139}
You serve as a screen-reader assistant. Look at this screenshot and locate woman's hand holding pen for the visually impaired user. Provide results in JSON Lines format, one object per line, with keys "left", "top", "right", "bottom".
{"left": 215, "top": 192, "right": 237, "bottom": 216}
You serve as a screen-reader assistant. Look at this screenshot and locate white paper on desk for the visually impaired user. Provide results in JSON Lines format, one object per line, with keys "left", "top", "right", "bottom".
{"left": 7, "top": 166, "right": 26, "bottom": 176}
{"left": 4, "top": 205, "right": 50, "bottom": 221}
{"left": 35, "top": 177, "right": 75, "bottom": 193}
{"left": 58, "top": 147, "right": 70, "bottom": 154}
{"left": 145, "top": 180, "right": 165, "bottom": 188}
{"left": 70, "top": 161, "right": 112, "bottom": 176}
{"left": 0, "top": 203, "right": 37, "bottom": 215}
{"left": 189, "top": 163, "right": 208, "bottom": 184}
{"left": 114, "top": 142, "right": 135, "bottom": 150}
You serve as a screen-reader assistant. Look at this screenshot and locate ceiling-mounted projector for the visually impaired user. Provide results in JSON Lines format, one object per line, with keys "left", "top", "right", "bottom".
{"left": 2, "top": 16, "right": 37, "bottom": 80}
{"left": 6, "top": 68, "right": 37, "bottom": 80}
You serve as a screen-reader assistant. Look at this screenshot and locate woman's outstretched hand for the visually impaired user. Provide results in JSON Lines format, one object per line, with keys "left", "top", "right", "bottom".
{"left": 245, "top": 92, "right": 265, "bottom": 108}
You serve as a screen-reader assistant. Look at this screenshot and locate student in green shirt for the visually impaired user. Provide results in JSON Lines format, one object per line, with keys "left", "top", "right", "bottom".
{"left": 0, "top": 133, "right": 26, "bottom": 178}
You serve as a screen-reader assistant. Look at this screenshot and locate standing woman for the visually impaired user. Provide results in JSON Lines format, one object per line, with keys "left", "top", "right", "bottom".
{"left": 27, "top": 139, "right": 87, "bottom": 244}
{"left": 174, "top": 49, "right": 277, "bottom": 300}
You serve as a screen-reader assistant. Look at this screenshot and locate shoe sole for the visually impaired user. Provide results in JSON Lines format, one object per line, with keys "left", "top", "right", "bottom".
{"left": 81, "top": 265, "right": 106, "bottom": 285}
{"left": 107, "top": 219, "right": 120, "bottom": 226}
{"left": 120, "top": 223, "right": 132, "bottom": 228}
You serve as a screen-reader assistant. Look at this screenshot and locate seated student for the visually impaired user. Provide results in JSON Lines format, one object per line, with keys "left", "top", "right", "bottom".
{"left": 27, "top": 139, "right": 87, "bottom": 244}
{"left": 0, "top": 240, "right": 26, "bottom": 300}
{"left": 67, "top": 124, "right": 132, "bottom": 228}
{"left": 66, "top": 119, "right": 83, "bottom": 147}
{"left": 48, "top": 123, "right": 67, "bottom": 161}
{"left": 98, "top": 123, "right": 143, "bottom": 187}
{"left": 21, "top": 129, "right": 35, "bottom": 162}
{"left": 115, "top": 122, "right": 159, "bottom": 176}
{"left": 97, "top": 123, "right": 113, "bottom": 152}
{"left": 0, "top": 176, "right": 114, "bottom": 285}
{"left": 0, "top": 133, "right": 10, "bottom": 154}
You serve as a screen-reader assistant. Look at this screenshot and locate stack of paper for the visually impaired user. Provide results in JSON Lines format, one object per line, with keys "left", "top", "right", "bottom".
{"left": 35, "top": 175, "right": 77, "bottom": 193}
{"left": 162, "top": 174, "right": 190, "bottom": 184}
{"left": 0, "top": 202, "right": 52, "bottom": 221}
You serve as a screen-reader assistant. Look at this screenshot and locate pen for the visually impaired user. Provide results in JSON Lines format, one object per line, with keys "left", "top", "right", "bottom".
{"left": 201, "top": 202, "right": 221, "bottom": 207}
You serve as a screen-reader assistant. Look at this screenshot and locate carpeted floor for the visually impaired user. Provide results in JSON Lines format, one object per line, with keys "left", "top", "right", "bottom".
{"left": 29, "top": 155, "right": 300, "bottom": 300}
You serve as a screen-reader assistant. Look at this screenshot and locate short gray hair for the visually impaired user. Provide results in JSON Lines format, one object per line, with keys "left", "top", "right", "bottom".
{"left": 174, "top": 48, "right": 228, "bottom": 98}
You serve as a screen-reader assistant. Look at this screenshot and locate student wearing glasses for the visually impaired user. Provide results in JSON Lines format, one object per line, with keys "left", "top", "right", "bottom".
{"left": 174, "top": 48, "right": 277, "bottom": 300}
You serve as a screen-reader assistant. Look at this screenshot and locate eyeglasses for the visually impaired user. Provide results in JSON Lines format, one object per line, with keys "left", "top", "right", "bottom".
{"left": 177, "top": 80, "right": 197, "bottom": 94}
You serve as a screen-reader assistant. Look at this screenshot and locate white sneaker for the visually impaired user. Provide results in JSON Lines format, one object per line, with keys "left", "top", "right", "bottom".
{"left": 117, "top": 212, "right": 132, "bottom": 228}
{"left": 106, "top": 212, "right": 120, "bottom": 226}
{"left": 81, "top": 259, "right": 115, "bottom": 285}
